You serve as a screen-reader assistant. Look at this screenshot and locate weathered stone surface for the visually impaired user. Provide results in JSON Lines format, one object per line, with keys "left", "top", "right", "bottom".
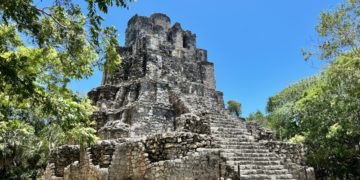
{"left": 43, "top": 13, "right": 314, "bottom": 180}
{"left": 175, "top": 113, "right": 211, "bottom": 134}
{"left": 246, "top": 121, "right": 276, "bottom": 141}
{"left": 144, "top": 132, "right": 215, "bottom": 162}
{"left": 46, "top": 145, "right": 80, "bottom": 177}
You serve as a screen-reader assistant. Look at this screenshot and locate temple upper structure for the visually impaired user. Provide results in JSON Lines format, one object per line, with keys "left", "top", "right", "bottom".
{"left": 90, "top": 13, "right": 223, "bottom": 139}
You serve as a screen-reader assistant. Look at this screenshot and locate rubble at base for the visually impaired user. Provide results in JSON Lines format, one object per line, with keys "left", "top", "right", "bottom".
{"left": 44, "top": 13, "right": 315, "bottom": 180}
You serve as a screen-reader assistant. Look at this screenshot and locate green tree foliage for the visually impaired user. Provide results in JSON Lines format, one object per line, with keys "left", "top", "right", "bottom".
{"left": 265, "top": 76, "right": 318, "bottom": 140}
{"left": 227, "top": 100, "right": 242, "bottom": 117}
{"left": 302, "top": 0, "right": 360, "bottom": 61}
{"left": 264, "top": 57, "right": 360, "bottom": 179}
{"left": 297, "top": 1, "right": 360, "bottom": 178}
{"left": 263, "top": 0, "right": 360, "bottom": 177}
{"left": 247, "top": 110, "right": 268, "bottom": 127}
{"left": 0, "top": 0, "right": 133, "bottom": 179}
{"left": 295, "top": 57, "right": 360, "bottom": 179}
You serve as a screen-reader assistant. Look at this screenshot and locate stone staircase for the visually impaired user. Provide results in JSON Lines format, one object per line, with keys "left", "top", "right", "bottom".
{"left": 210, "top": 113, "right": 296, "bottom": 180}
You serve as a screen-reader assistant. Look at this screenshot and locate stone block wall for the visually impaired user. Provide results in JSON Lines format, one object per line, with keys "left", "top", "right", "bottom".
{"left": 90, "top": 140, "right": 116, "bottom": 168}
{"left": 144, "top": 150, "right": 227, "bottom": 180}
{"left": 144, "top": 132, "right": 215, "bottom": 162}
{"left": 259, "top": 137, "right": 315, "bottom": 180}
{"left": 43, "top": 133, "right": 233, "bottom": 180}
{"left": 262, "top": 141, "right": 305, "bottom": 165}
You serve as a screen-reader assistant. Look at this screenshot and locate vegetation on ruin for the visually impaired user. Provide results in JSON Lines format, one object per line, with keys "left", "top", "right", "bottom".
{"left": 0, "top": 0, "right": 133, "bottom": 179}
{"left": 227, "top": 100, "right": 242, "bottom": 117}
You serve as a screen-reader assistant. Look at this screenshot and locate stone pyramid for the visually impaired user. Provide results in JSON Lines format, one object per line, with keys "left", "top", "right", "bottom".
{"left": 43, "top": 13, "right": 315, "bottom": 180}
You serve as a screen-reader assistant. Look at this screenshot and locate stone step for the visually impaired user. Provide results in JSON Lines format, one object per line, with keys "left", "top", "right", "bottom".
{"left": 212, "top": 129, "right": 249, "bottom": 134}
{"left": 214, "top": 138, "right": 253, "bottom": 143}
{"left": 216, "top": 141, "right": 262, "bottom": 146}
{"left": 211, "top": 124, "right": 246, "bottom": 128}
{"left": 211, "top": 124, "right": 248, "bottom": 132}
{"left": 226, "top": 156, "right": 280, "bottom": 162}
{"left": 211, "top": 125, "right": 246, "bottom": 130}
{"left": 213, "top": 138, "right": 256, "bottom": 143}
{"left": 238, "top": 169, "right": 290, "bottom": 175}
{"left": 215, "top": 142, "right": 255, "bottom": 146}
{"left": 220, "top": 148, "right": 271, "bottom": 153}
{"left": 211, "top": 130, "right": 249, "bottom": 134}
{"left": 223, "top": 150, "right": 273, "bottom": 156}
{"left": 210, "top": 121, "right": 244, "bottom": 126}
{"left": 199, "top": 148, "right": 272, "bottom": 155}
{"left": 210, "top": 118, "right": 242, "bottom": 122}
{"left": 212, "top": 132, "right": 251, "bottom": 136}
{"left": 213, "top": 134, "right": 255, "bottom": 139}
{"left": 235, "top": 164, "right": 286, "bottom": 170}
{"left": 238, "top": 174, "right": 294, "bottom": 180}
{"left": 210, "top": 118, "right": 243, "bottom": 122}
{"left": 227, "top": 160, "right": 281, "bottom": 166}
{"left": 212, "top": 132, "right": 253, "bottom": 137}
{"left": 219, "top": 144, "right": 267, "bottom": 150}
{"left": 221, "top": 152, "right": 276, "bottom": 158}
{"left": 210, "top": 123, "right": 243, "bottom": 128}
{"left": 212, "top": 133, "right": 252, "bottom": 137}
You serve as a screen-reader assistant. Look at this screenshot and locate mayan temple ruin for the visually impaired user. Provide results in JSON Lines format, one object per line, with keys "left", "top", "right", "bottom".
{"left": 43, "top": 13, "right": 315, "bottom": 180}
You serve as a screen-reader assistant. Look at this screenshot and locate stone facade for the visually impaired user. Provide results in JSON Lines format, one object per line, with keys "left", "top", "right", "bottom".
{"left": 43, "top": 13, "right": 315, "bottom": 180}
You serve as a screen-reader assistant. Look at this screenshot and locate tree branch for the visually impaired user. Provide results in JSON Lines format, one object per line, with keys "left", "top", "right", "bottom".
{"left": 20, "top": 0, "right": 68, "bottom": 29}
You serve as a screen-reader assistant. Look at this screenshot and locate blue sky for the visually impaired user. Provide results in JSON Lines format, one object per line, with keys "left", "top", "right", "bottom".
{"left": 69, "top": 0, "right": 342, "bottom": 117}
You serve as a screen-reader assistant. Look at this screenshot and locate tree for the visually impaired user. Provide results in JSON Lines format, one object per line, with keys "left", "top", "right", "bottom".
{"left": 0, "top": 0, "right": 134, "bottom": 179}
{"left": 298, "top": 1, "right": 360, "bottom": 178}
{"left": 265, "top": 76, "right": 318, "bottom": 140}
{"left": 227, "top": 100, "right": 242, "bottom": 117}
{"left": 247, "top": 110, "right": 268, "bottom": 127}
{"left": 264, "top": 56, "right": 360, "bottom": 178}
{"left": 295, "top": 56, "right": 360, "bottom": 179}
{"left": 302, "top": 0, "right": 360, "bottom": 61}
{"left": 266, "top": 56, "right": 360, "bottom": 178}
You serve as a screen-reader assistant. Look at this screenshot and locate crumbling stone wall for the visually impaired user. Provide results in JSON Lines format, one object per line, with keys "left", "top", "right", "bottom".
{"left": 43, "top": 133, "right": 232, "bottom": 180}
{"left": 263, "top": 141, "right": 305, "bottom": 165}
{"left": 90, "top": 141, "right": 116, "bottom": 168}
{"left": 47, "top": 145, "right": 80, "bottom": 177}
{"left": 246, "top": 121, "right": 276, "bottom": 141}
{"left": 174, "top": 113, "right": 211, "bottom": 134}
{"left": 261, "top": 141, "right": 315, "bottom": 180}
